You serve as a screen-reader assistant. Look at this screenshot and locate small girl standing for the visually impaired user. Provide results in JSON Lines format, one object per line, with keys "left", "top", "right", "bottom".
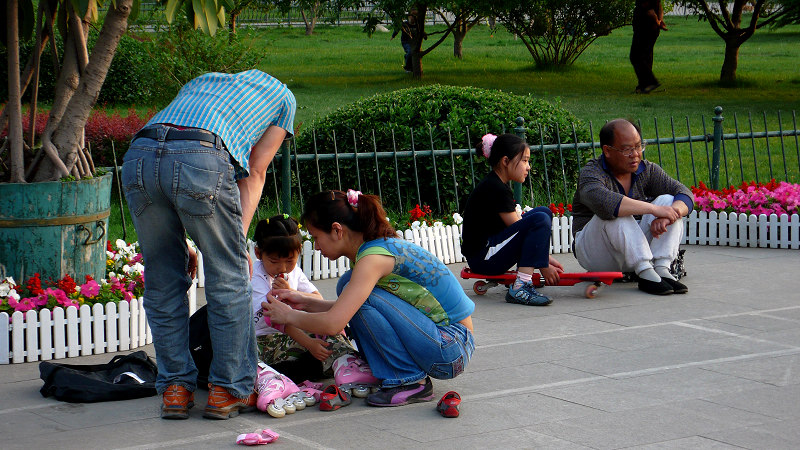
{"left": 461, "top": 133, "right": 564, "bottom": 306}
{"left": 251, "top": 215, "right": 357, "bottom": 381}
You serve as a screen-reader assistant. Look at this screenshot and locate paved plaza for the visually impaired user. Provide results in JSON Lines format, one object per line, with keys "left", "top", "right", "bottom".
{"left": 2, "top": 244, "right": 800, "bottom": 449}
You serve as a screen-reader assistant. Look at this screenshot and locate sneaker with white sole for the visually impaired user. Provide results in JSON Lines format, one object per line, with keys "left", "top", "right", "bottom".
{"left": 506, "top": 282, "right": 552, "bottom": 306}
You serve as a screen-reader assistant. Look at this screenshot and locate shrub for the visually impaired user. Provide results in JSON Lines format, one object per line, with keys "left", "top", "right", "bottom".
{"left": 1, "top": 108, "right": 153, "bottom": 168}
{"left": 292, "top": 85, "right": 590, "bottom": 213}
{"left": 140, "top": 21, "right": 265, "bottom": 103}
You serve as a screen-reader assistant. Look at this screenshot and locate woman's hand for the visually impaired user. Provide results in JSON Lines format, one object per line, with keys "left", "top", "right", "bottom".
{"left": 270, "top": 288, "right": 309, "bottom": 311}
{"left": 261, "top": 294, "right": 293, "bottom": 325}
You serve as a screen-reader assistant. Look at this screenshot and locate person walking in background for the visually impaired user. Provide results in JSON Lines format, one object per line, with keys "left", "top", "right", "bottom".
{"left": 122, "top": 70, "right": 295, "bottom": 420}
{"left": 391, "top": 9, "right": 419, "bottom": 73}
{"left": 630, "top": 0, "right": 668, "bottom": 94}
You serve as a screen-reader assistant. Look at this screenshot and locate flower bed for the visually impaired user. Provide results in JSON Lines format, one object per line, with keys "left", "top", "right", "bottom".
{"left": 0, "top": 240, "right": 152, "bottom": 364}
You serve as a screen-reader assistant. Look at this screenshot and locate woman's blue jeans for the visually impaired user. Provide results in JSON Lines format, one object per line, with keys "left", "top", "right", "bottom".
{"left": 337, "top": 271, "right": 475, "bottom": 388}
{"left": 121, "top": 124, "right": 257, "bottom": 398}
{"left": 466, "top": 206, "right": 553, "bottom": 275}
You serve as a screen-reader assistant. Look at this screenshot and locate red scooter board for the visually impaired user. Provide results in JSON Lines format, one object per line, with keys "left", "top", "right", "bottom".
{"left": 460, "top": 267, "right": 623, "bottom": 299}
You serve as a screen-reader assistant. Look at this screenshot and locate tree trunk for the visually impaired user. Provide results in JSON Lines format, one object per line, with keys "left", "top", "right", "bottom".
{"left": 229, "top": 13, "right": 238, "bottom": 42}
{"left": 6, "top": 0, "right": 26, "bottom": 182}
{"left": 35, "top": 0, "right": 133, "bottom": 181}
{"left": 453, "top": 29, "right": 464, "bottom": 58}
{"left": 720, "top": 37, "right": 740, "bottom": 85}
{"left": 412, "top": 6, "right": 426, "bottom": 79}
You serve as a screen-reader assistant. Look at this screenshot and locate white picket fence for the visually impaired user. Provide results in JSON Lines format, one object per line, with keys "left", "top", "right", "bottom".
{"left": 9, "top": 212, "right": 792, "bottom": 365}
{"left": 193, "top": 212, "right": 798, "bottom": 286}
{"left": 0, "top": 298, "right": 152, "bottom": 364}
{"left": 684, "top": 211, "right": 800, "bottom": 249}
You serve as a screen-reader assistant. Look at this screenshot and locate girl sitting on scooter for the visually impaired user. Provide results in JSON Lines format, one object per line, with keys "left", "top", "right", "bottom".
{"left": 461, "top": 133, "right": 564, "bottom": 306}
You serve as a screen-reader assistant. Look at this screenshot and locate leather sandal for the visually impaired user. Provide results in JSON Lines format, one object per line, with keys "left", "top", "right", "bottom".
{"left": 319, "top": 384, "right": 351, "bottom": 411}
{"left": 437, "top": 391, "right": 461, "bottom": 418}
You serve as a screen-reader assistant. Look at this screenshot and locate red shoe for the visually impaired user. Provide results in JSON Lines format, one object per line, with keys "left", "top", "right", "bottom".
{"left": 437, "top": 391, "right": 461, "bottom": 418}
{"left": 204, "top": 384, "right": 257, "bottom": 420}
{"left": 161, "top": 385, "right": 194, "bottom": 420}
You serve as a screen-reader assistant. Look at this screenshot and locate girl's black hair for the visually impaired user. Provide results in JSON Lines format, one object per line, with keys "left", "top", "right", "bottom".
{"left": 301, "top": 190, "right": 396, "bottom": 241}
{"left": 253, "top": 215, "right": 302, "bottom": 257}
{"left": 477, "top": 133, "right": 529, "bottom": 168}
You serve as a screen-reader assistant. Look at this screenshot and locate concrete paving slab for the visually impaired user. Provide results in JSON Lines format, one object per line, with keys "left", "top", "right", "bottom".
{"left": 1, "top": 244, "right": 799, "bottom": 449}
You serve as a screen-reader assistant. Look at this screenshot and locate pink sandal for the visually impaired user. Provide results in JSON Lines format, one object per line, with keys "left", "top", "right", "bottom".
{"left": 236, "top": 429, "right": 279, "bottom": 445}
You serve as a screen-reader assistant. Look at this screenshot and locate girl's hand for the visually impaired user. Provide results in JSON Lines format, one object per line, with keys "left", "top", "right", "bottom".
{"left": 540, "top": 257, "right": 565, "bottom": 285}
{"left": 305, "top": 338, "right": 333, "bottom": 361}
{"left": 272, "top": 275, "right": 290, "bottom": 290}
{"left": 261, "top": 294, "right": 293, "bottom": 325}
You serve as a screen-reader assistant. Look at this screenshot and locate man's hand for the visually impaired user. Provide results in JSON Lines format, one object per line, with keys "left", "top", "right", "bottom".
{"left": 651, "top": 204, "right": 681, "bottom": 224}
{"left": 650, "top": 217, "right": 671, "bottom": 238}
{"left": 187, "top": 246, "right": 198, "bottom": 279}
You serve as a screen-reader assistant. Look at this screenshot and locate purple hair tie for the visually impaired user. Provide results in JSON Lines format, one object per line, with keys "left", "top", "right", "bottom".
{"left": 481, "top": 134, "right": 497, "bottom": 158}
{"left": 347, "top": 189, "right": 362, "bottom": 208}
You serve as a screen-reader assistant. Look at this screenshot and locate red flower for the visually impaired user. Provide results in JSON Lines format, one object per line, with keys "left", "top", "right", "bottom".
{"left": 57, "top": 275, "right": 77, "bottom": 296}
{"left": 26, "top": 273, "right": 43, "bottom": 296}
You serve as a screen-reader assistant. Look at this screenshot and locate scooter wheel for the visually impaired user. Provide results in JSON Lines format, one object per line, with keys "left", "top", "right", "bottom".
{"left": 585, "top": 284, "right": 598, "bottom": 299}
{"left": 473, "top": 280, "right": 489, "bottom": 295}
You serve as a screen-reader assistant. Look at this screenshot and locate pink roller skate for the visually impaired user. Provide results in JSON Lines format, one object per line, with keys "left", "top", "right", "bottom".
{"left": 255, "top": 365, "right": 301, "bottom": 418}
{"left": 332, "top": 354, "right": 380, "bottom": 398}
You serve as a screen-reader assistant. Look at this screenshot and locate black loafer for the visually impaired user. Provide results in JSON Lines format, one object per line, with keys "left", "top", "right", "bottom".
{"left": 638, "top": 278, "right": 674, "bottom": 295}
{"left": 662, "top": 277, "right": 688, "bottom": 294}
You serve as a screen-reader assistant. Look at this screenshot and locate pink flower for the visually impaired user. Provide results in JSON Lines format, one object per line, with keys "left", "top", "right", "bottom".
{"left": 80, "top": 280, "right": 100, "bottom": 298}
{"left": 10, "top": 297, "right": 37, "bottom": 312}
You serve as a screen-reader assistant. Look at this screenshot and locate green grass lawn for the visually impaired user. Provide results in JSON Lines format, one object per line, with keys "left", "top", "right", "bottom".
{"left": 251, "top": 17, "right": 800, "bottom": 131}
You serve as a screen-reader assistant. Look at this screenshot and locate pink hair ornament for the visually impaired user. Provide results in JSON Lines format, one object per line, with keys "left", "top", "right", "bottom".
{"left": 481, "top": 133, "right": 497, "bottom": 158}
{"left": 346, "top": 189, "right": 362, "bottom": 208}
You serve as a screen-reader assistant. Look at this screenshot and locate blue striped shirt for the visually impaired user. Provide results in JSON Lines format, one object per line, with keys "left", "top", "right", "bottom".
{"left": 147, "top": 70, "right": 296, "bottom": 178}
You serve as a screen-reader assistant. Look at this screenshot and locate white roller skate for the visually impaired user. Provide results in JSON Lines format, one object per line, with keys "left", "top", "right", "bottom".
{"left": 255, "top": 364, "right": 300, "bottom": 418}
{"left": 332, "top": 354, "right": 380, "bottom": 398}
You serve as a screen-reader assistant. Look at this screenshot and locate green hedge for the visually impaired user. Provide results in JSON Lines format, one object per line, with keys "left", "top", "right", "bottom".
{"left": 292, "top": 85, "right": 590, "bottom": 213}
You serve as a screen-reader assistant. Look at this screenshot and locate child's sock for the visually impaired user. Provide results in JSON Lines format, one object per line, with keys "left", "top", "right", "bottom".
{"left": 514, "top": 272, "right": 533, "bottom": 289}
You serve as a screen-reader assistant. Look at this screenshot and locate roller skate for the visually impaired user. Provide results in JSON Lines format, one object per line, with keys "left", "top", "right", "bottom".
{"left": 255, "top": 365, "right": 300, "bottom": 418}
{"left": 332, "top": 354, "right": 380, "bottom": 398}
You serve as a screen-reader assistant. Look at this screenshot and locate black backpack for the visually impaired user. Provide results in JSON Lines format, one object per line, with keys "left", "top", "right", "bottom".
{"left": 189, "top": 304, "right": 213, "bottom": 387}
{"left": 39, "top": 351, "right": 158, "bottom": 403}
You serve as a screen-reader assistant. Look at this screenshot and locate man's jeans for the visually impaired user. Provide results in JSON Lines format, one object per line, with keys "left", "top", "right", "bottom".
{"left": 121, "top": 124, "right": 257, "bottom": 398}
{"left": 337, "top": 271, "right": 475, "bottom": 388}
{"left": 575, "top": 194, "right": 683, "bottom": 272}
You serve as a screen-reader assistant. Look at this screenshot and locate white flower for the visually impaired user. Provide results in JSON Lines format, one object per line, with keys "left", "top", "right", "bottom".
{"left": 132, "top": 263, "right": 145, "bottom": 274}
{"left": 4, "top": 276, "right": 15, "bottom": 285}
{"left": 0, "top": 284, "right": 10, "bottom": 297}
{"left": 411, "top": 221, "right": 421, "bottom": 230}
{"left": 107, "top": 250, "right": 115, "bottom": 258}
{"left": 108, "top": 272, "right": 117, "bottom": 279}
{"left": 523, "top": 205, "right": 533, "bottom": 213}
{"left": 433, "top": 221, "right": 443, "bottom": 228}
{"left": 115, "top": 239, "right": 127, "bottom": 250}
{"left": 452, "top": 213, "right": 463, "bottom": 225}
{"left": 8, "top": 289, "right": 20, "bottom": 301}
{"left": 122, "top": 264, "right": 131, "bottom": 273}
{"left": 75, "top": 285, "right": 81, "bottom": 293}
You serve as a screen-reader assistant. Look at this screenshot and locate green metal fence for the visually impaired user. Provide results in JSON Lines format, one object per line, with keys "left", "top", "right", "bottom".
{"left": 269, "top": 107, "right": 799, "bottom": 215}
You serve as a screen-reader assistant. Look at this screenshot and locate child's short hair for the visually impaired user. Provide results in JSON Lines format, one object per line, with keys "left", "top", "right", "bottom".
{"left": 253, "top": 215, "right": 302, "bottom": 257}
